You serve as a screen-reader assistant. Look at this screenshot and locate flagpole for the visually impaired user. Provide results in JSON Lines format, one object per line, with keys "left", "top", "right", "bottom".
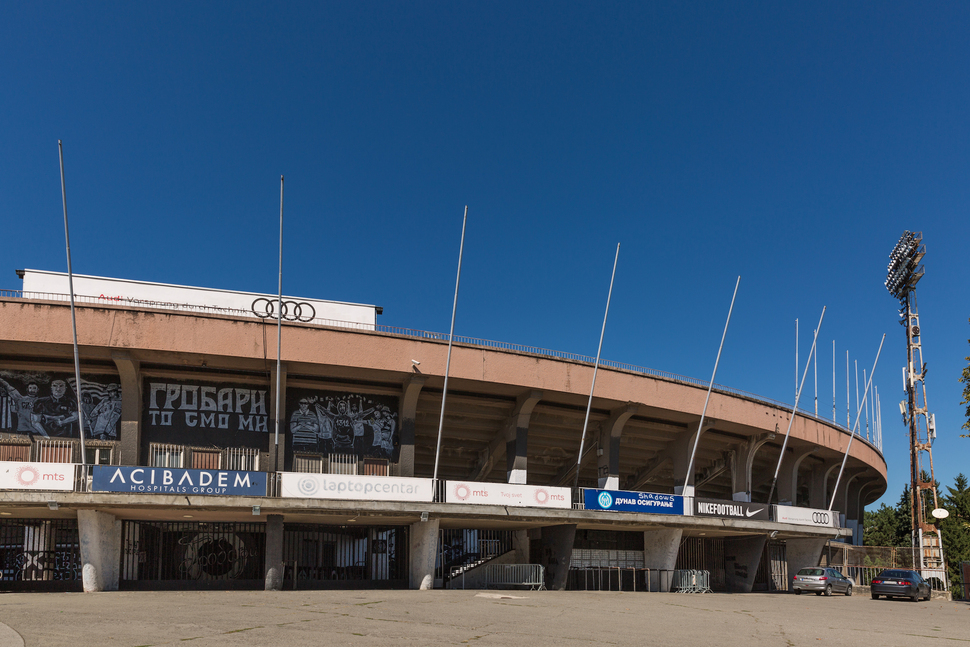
{"left": 573, "top": 243, "right": 620, "bottom": 489}
{"left": 58, "top": 141, "right": 87, "bottom": 465}
{"left": 432, "top": 206, "right": 468, "bottom": 483}
{"left": 274, "top": 176, "right": 284, "bottom": 455}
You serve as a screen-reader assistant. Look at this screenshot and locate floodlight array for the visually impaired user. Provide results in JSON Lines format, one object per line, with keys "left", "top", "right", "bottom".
{"left": 885, "top": 230, "right": 924, "bottom": 299}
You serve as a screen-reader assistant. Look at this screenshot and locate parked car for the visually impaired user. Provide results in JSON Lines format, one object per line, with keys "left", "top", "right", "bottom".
{"left": 792, "top": 567, "right": 853, "bottom": 596}
{"left": 870, "top": 569, "right": 931, "bottom": 602}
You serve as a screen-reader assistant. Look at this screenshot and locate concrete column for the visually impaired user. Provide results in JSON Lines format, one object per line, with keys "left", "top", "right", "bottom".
{"left": 409, "top": 517, "right": 439, "bottom": 589}
{"left": 809, "top": 462, "right": 838, "bottom": 510}
{"left": 785, "top": 537, "right": 827, "bottom": 591}
{"left": 596, "top": 404, "right": 637, "bottom": 489}
{"left": 512, "top": 529, "right": 530, "bottom": 563}
{"left": 399, "top": 376, "right": 426, "bottom": 478}
{"left": 779, "top": 449, "right": 815, "bottom": 506}
{"left": 732, "top": 432, "right": 774, "bottom": 502}
{"left": 673, "top": 421, "right": 713, "bottom": 497}
{"left": 264, "top": 514, "right": 284, "bottom": 590}
{"left": 643, "top": 528, "right": 682, "bottom": 592}
{"left": 269, "top": 364, "right": 287, "bottom": 471}
{"left": 535, "top": 524, "right": 576, "bottom": 591}
{"left": 723, "top": 535, "right": 767, "bottom": 593}
{"left": 77, "top": 510, "right": 122, "bottom": 592}
{"left": 505, "top": 391, "right": 542, "bottom": 484}
{"left": 111, "top": 352, "right": 141, "bottom": 466}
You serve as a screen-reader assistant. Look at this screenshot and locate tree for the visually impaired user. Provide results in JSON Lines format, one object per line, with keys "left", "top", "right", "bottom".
{"left": 940, "top": 473, "right": 970, "bottom": 597}
{"left": 961, "top": 318, "right": 970, "bottom": 438}
{"left": 864, "top": 486, "right": 910, "bottom": 548}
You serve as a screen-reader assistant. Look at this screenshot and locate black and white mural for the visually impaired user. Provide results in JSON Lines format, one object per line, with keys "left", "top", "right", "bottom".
{"left": 286, "top": 389, "right": 398, "bottom": 460}
{"left": 142, "top": 378, "right": 270, "bottom": 450}
{"left": 0, "top": 370, "right": 121, "bottom": 440}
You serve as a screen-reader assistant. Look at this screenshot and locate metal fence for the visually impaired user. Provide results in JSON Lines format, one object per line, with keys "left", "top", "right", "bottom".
{"left": 437, "top": 528, "right": 513, "bottom": 583}
{"left": 282, "top": 523, "right": 407, "bottom": 587}
{"left": 482, "top": 563, "right": 545, "bottom": 590}
{"left": 120, "top": 521, "right": 266, "bottom": 587}
{"left": 672, "top": 569, "right": 712, "bottom": 593}
{"left": 567, "top": 567, "right": 676, "bottom": 592}
{"left": 1, "top": 289, "right": 881, "bottom": 453}
{"left": 0, "top": 519, "right": 82, "bottom": 590}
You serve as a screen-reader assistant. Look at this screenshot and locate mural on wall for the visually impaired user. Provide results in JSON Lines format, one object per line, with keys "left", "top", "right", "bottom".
{"left": 0, "top": 370, "right": 121, "bottom": 440}
{"left": 142, "top": 378, "right": 270, "bottom": 451}
{"left": 286, "top": 389, "right": 399, "bottom": 460}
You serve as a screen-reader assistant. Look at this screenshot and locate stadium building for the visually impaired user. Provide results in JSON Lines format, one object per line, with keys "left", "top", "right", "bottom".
{"left": 0, "top": 270, "right": 886, "bottom": 593}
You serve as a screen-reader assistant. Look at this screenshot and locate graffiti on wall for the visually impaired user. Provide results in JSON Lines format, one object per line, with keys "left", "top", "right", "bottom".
{"left": 286, "top": 389, "right": 398, "bottom": 460}
{"left": 142, "top": 378, "right": 270, "bottom": 451}
{"left": 0, "top": 370, "right": 121, "bottom": 440}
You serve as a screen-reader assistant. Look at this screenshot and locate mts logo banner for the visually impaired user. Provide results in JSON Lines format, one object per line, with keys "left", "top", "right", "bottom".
{"left": 93, "top": 466, "right": 266, "bottom": 496}
{"left": 585, "top": 489, "right": 684, "bottom": 515}
{"left": 0, "top": 462, "right": 75, "bottom": 491}
{"left": 694, "top": 497, "right": 769, "bottom": 521}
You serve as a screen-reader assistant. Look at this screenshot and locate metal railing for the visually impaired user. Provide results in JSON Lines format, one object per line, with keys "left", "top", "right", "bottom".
{"left": 3, "top": 288, "right": 881, "bottom": 453}
{"left": 483, "top": 563, "right": 545, "bottom": 590}
{"left": 672, "top": 569, "right": 712, "bottom": 593}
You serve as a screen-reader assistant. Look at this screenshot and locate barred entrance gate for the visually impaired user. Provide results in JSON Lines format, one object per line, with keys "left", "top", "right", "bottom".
{"left": 282, "top": 524, "right": 408, "bottom": 589}
{"left": 120, "top": 521, "right": 266, "bottom": 590}
{"left": 0, "top": 519, "right": 82, "bottom": 591}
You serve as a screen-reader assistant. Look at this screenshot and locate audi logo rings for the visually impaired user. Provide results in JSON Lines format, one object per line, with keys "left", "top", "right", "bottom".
{"left": 812, "top": 512, "right": 830, "bottom": 524}
{"left": 252, "top": 298, "right": 316, "bottom": 322}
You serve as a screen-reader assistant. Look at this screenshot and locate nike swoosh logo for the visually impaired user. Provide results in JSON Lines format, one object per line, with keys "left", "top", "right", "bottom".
{"left": 746, "top": 508, "right": 765, "bottom": 517}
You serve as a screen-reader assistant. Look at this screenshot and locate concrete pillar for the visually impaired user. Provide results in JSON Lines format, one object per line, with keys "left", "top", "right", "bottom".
{"left": 269, "top": 364, "right": 287, "bottom": 471}
{"left": 409, "top": 517, "right": 439, "bottom": 589}
{"left": 399, "top": 376, "right": 426, "bottom": 478}
{"left": 111, "top": 353, "right": 141, "bottom": 466}
{"left": 643, "top": 528, "right": 682, "bottom": 592}
{"left": 77, "top": 510, "right": 122, "bottom": 592}
{"left": 785, "top": 537, "right": 827, "bottom": 591}
{"left": 596, "top": 404, "right": 637, "bottom": 489}
{"left": 505, "top": 391, "right": 542, "bottom": 484}
{"left": 512, "top": 529, "right": 530, "bottom": 563}
{"left": 264, "top": 514, "right": 284, "bottom": 590}
{"left": 780, "top": 449, "right": 814, "bottom": 506}
{"left": 535, "top": 524, "right": 576, "bottom": 591}
{"left": 733, "top": 432, "right": 774, "bottom": 502}
{"left": 673, "top": 421, "right": 713, "bottom": 497}
{"left": 809, "top": 462, "right": 838, "bottom": 510}
{"left": 723, "top": 535, "right": 766, "bottom": 593}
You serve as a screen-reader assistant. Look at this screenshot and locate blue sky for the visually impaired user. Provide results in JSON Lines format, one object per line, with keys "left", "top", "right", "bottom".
{"left": 2, "top": 2, "right": 968, "bottom": 508}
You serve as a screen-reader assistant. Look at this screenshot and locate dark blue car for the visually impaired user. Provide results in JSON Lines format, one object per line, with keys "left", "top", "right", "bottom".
{"left": 870, "top": 569, "right": 931, "bottom": 602}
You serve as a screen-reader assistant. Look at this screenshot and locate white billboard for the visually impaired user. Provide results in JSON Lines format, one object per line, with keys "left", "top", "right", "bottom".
{"left": 445, "top": 481, "right": 571, "bottom": 509}
{"left": 280, "top": 473, "right": 434, "bottom": 502}
{"left": 21, "top": 269, "right": 378, "bottom": 328}
{"left": 773, "top": 505, "right": 840, "bottom": 528}
{"left": 0, "top": 462, "right": 76, "bottom": 491}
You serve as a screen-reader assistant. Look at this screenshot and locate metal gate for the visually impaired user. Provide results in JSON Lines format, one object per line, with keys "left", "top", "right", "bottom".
{"left": 282, "top": 524, "right": 407, "bottom": 588}
{"left": 754, "top": 540, "right": 787, "bottom": 591}
{"left": 675, "top": 537, "right": 726, "bottom": 591}
{"left": 120, "top": 521, "right": 266, "bottom": 589}
{"left": 0, "top": 519, "right": 82, "bottom": 591}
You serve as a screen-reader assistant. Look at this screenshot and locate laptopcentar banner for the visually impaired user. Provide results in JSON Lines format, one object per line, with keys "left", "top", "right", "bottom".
{"left": 693, "top": 497, "right": 769, "bottom": 521}
{"left": 92, "top": 466, "right": 266, "bottom": 496}
{"left": 0, "top": 461, "right": 75, "bottom": 491}
{"left": 280, "top": 473, "right": 434, "bottom": 502}
{"left": 445, "top": 481, "right": 571, "bottom": 509}
{"left": 584, "top": 489, "right": 684, "bottom": 515}
{"left": 773, "top": 505, "right": 839, "bottom": 528}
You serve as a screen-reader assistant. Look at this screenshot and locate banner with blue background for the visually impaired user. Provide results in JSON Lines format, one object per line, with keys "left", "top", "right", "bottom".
{"left": 93, "top": 465, "right": 266, "bottom": 496}
{"left": 584, "top": 489, "right": 684, "bottom": 515}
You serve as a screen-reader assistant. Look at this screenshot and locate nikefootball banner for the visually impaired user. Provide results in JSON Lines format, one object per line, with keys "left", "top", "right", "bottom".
{"left": 693, "top": 497, "right": 769, "bottom": 521}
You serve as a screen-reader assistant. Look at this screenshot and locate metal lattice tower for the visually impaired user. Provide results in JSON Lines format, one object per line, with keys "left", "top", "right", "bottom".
{"left": 885, "top": 231, "right": 946, "bottom": 586}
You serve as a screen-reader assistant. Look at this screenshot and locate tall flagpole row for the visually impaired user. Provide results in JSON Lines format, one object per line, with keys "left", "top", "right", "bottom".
{"left": 433, "top": 206, "right": 468, "bottom": 483}
{"left": 58, "top": 141, "right": 88, "bottom": 464}
{"left": 573, "top": 243, "right": 620, "bottom": 489}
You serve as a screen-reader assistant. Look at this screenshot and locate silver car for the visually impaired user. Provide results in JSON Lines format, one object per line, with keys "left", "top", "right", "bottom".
{"left": 792, "top": 567, "right": 853, "bottom": 596}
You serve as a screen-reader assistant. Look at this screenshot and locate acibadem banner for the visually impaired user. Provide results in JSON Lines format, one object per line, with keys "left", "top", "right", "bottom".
{"left": 92, "top": 465, "right": 267, "bottom": 496}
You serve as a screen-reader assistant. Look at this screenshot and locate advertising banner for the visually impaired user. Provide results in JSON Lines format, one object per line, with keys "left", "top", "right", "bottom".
{"left": 773, "top": 505, "right": 839, "bottom": 528}
{"left": 584, "top": 489, "right": 684, "bottom": 515}
{"left": 0, "top": 461, "right": 76, "bottom": 491}
{"left": 445, "top": 481, "right": 571, "bottom": 509}
{"left": 694, "top": 497, "right": 770, "bottom": 521}
{"left": 285, "top": 389, "right": 399, "bottom": 462}
{"left": 92, "top": 466, "right": 266, "bottom": 496}
{"left": 143, "top": 378, "right": 270, "bottom": 451}
{"left": 280, "top": 473, "right": 434, "bottom": 502}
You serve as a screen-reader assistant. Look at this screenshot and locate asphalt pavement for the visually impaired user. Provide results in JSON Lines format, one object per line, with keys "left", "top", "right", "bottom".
{"left": 0, "top": 589, "right": 967, "bottom": 647}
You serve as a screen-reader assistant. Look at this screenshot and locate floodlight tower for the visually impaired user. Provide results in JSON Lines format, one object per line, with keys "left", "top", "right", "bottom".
{"left": 885, "top": 231, "right": 945, "bottom": 582}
